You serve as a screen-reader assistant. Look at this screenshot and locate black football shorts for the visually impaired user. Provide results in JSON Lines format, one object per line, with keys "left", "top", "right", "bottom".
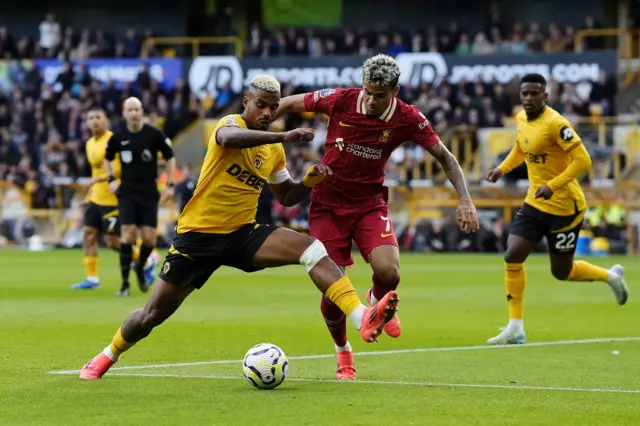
{"left": 84, "top": 202, "right": 120, "bottom": 235}
{"left": 159, "top": 223, "right": 279, "bottom": 289}
{"left": 509, "top": 203, "right": 584, "bottom": 254}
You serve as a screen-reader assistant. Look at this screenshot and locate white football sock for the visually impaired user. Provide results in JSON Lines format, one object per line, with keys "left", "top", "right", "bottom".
{"left": 335, "top": 342, "right": 352, "bottom": 353}
{"left": 508, "top": 319, "right": 523, "bottom": 330}
{"left": 87, "top": 276, "right": 99, "bottom": 284}
{"left": 348, "top": 305, "right": 366, "bottom": 329}
{"left": 368, "top": 289, "right": 379, "bottom": 304}
{"left": 102, "top": 345, "right": 120, "bottom": 362}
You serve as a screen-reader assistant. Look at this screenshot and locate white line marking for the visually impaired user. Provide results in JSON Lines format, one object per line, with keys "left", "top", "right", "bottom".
{"left": 99, "top": 372, "right": 640, "bottom": 395}
{"left": 47, "top": 337, "right": 640, "bottom": 375}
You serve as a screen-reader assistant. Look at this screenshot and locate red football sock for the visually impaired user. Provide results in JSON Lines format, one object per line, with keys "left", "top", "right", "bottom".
{"left": 371, "top": 274, "right": 400, "bottom": 302}
{"left": 320, "top": 297, "right": 348, "bottom": 347}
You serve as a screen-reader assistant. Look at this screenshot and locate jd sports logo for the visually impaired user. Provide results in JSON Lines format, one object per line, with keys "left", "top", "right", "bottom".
{"left": 188, "top": 57, "right": 243, "bottom": 100}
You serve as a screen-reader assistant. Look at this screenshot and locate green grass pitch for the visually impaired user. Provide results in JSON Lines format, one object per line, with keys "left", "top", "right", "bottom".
{"left": 1, "top": 250, "right": 639, "bottom": 425}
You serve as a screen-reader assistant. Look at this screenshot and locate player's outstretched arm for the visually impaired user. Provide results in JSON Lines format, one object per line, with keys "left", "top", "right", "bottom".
{"left": 216, "top": 127, "right": 314, "bottom": 149}
{"left": 269, "top": 165, "right": 332, "bottom": 207}
{"left": 276, "top": 94, "right": 308, "bottom": 117}
{"left": 427, "top": 140, "right": 479, "bottom": 232}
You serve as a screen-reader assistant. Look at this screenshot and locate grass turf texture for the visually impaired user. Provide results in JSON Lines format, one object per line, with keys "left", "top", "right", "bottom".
{"left": 1, "top": 250, "right": 638, "bottom": 425}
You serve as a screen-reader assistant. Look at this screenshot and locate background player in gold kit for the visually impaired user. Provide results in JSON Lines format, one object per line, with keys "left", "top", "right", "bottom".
{"left": 78, "top": 75, "right": 400, "bottom": 379}
{"left": 484, "top": 74, "right": 629, "bottom": 345}
{"left": 71, "top": 108, "right": 155, "bottom": 290}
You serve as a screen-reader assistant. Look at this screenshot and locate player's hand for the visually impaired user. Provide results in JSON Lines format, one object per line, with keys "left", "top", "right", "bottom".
{"left": 302, "top": 164, "right": 332, "bottom": 188}
{"left": 81, "top": 177, "right": 99, "bottom": 189}
{"left": 283, "top": 128, "right": 314, "bottom": 143}
{"left": 535, "top": 184, "right": 553, "bottom": 200}
{"left": 456, "top": 197, "right": 480, "bottom": 233}
{"left": 108, "top": 180, "right": 120, "bottom": 194}
{"left": 160, "top": 186, "right": 174, "bottom": 204}
{"left": 485, "top": 168, "right": 503, "bottom": 183}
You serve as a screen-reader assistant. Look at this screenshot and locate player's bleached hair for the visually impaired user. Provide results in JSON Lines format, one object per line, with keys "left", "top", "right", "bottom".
{"left": 362, "top": 54, "right": 401, "bottom": 88}
{"left": 249, "top": 75, "right": 281, "bottom": 94}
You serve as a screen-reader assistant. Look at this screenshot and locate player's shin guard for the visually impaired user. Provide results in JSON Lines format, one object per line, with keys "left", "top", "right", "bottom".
{"left": 567, "top": 260, "right": 609, "bottom": 282}
{"left": 103, "top": 327, "right": 136, "bottom": 362}
{"left": 119, "top": 243, "right": 133, "bottom": 287}
{"left": 320, "top": 297, "right": 348, "bottom": 347}
{"left": 370, "top": 274, "right": 400, "bottom": 303}
{"left": 505, "top": 262, "right": 526, "bottom": 320}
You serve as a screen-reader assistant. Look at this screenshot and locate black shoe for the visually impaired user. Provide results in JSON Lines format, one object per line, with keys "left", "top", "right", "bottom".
{"left": 133, "top": 262, "right": 149, "bottom": 293}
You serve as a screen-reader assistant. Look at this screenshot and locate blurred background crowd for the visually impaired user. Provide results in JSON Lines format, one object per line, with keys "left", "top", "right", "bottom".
{"left": 0, "top": 6, "right": 633, "bottom": 253}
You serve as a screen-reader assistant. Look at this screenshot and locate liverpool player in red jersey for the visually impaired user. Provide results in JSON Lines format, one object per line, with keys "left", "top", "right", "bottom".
{"left": 278, "top": 54, "right": 480, "bottom": 380}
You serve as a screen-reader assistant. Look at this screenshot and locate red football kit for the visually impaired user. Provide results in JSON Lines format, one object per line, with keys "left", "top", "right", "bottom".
{"left": 303, "top": 88, "right": 440, "bottom": 265}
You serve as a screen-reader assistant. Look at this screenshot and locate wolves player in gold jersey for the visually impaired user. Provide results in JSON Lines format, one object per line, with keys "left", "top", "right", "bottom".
{"left": 79, "top": 75, "right": 400, "bottom": 379}
{"left": 71, "top": 108, "right": 157, "bottom": 290}
{"left": 485, "top": 74, "right": 628, "bottom": 344}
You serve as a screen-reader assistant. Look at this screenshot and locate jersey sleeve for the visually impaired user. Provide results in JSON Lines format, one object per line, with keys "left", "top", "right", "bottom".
{"left": 303, "top": 88, "right": 344, "bottom": 115}
{"left": 552, "top": 117, "right": 582, "bottom": 152}
{"left": 267, "top": 144, "right": 291, "bottom": 184}
{"left": 104, "top": 134, "right": 119, "bottom": 161}
{"left": 155, "top": 129, "right": 175, "bottom": 160}
{"left": 405, "top": 107, "right": 440, "bottom": 149}
{"left": 212, "top": 115, "right": 242, "bottom": 145}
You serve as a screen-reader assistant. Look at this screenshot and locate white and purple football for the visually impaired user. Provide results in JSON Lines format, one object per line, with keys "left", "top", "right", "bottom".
{"left": 242, "top": 343, "right": 289, "bottom": 390}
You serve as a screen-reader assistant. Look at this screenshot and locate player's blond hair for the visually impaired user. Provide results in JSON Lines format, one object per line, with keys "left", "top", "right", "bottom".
{"left": 362, "top": 54, "right": 401, "bottom": 88}
{"left": 249, "top": 75, "right": 281, "bottom": 94}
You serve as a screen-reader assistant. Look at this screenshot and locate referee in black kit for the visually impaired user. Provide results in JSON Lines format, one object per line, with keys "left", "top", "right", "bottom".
{"left": 105, "top": 97, "right": 176, "bottom": 297}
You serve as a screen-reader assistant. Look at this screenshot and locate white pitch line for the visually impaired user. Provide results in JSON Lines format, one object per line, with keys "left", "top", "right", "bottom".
{"left": 101, "top": 372, "right": 640, "bottom": 395}
{"left": 47, "top": 337, "right": 640, "bottom": 375}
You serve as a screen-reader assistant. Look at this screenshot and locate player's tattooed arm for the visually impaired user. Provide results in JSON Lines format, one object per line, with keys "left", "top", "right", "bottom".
{"left": 427, "top": 141, "right": 471, "bottom": 199}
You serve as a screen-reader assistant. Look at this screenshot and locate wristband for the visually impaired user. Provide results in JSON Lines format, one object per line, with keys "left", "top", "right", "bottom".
{"left": 301, "top": 166, "right": 325, "bottom": 188}
{"left": 107, "top": 175, "right": 116, "bottom": 183}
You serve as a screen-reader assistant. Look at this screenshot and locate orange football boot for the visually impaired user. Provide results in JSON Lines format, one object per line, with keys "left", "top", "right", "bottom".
{"left": 367, "top": 289, "right": 402, "bottom": 338}
{"left": 358, "top": 290, "right": 399, "bottom": 342}
{"left": 336, "top": 351, "right": 356, "bottom": 380}
{"left": 79, "top": 352, "right": 115, "bottom": 380}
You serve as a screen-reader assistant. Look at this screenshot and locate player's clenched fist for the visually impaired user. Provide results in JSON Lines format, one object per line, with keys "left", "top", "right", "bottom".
{"left": 302, "top": 164, "right": 332, "bottom": 188}
{"left": 485, "top": 168, "right": 503, "bottom": 183}
{"left": 284, "top": 128, "right": 314, "bottom": 142}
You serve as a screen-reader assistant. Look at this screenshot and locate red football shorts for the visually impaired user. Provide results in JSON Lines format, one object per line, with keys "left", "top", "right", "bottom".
{"left": 309, "top": 202, "right": 399, "bottom": 267}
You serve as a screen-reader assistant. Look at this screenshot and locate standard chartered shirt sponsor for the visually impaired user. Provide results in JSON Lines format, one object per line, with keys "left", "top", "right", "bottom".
{"left": 346, "top": 144, "right": 382, "bottom": 160}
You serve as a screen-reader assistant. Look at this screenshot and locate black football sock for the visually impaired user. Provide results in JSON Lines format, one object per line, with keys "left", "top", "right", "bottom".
{"left": 119, "top": 243, "right": 133, "bottom": 289}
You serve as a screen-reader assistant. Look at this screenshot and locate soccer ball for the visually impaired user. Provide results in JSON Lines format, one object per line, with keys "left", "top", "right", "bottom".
{"left": 242, "top": 343, "right": 289, "bottom": 390}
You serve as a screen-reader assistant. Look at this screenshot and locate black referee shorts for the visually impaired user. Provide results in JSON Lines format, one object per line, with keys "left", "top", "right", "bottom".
{"left": 118, "top": 191, "right": 159, "bottom": 228}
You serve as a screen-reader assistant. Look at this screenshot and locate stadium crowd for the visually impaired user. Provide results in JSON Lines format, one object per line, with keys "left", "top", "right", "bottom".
{"left": 0, "top": 12, "right": 630, "bottom": 252}
{"left": 248, "top": 15, "right": 607, "bottom": 58}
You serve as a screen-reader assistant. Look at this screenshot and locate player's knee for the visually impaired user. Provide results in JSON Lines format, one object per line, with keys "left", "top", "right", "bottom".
{"left": 83, "top": 228, "right": 98, "bottom": 245}
{"left": 503, "top": 249, "right": 523, "bottom": 264}
{"left": 551, "top": 264, "right": 572, "bottom": 281}
{"left": 299, "top": 238, "right": 329, "bottom": 273}
{"left": 374, "top": 263, "right": 400, "bottom": 284}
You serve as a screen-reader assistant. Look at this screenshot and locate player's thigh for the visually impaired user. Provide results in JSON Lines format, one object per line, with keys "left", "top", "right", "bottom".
{"left": 309, "top": 205, "right": 354, "bottom": 266}
{"left": 547, "top": 212, "right": 584, "bottom": 280}
{"left": 159, "top": 233, "right": 224, "bottom": 290}
{"left": 368, "top": 245, "right": 401, "bottom": 283}
{"left": 504, "top": 204, "right": 544, "bottom": 263}
{"left": 353, "top": 204, "right": 398, "bottom": 263}
{"left": 99, "top": 205, "right": 120, "bottom": 236}
{"left": 247, "top": 225, "right": 311, "bottom": 269}
{"left": 83, "top": 203, "right": 103, "bottom": 231}
{"left": 140, "top": 226, "right": 157, "bottom": 245}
